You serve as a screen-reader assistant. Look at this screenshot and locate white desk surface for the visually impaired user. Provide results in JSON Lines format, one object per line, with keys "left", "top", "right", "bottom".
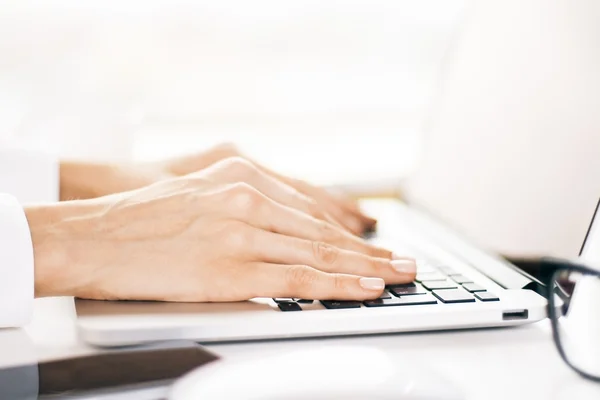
{"left": 0, "top": 297, "right": 595, "bottom": 399}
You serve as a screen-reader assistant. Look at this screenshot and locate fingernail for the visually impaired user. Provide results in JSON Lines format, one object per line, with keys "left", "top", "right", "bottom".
{"left": 391, "top": 259, "right": 416, "bottom": 274}
{"left": 360, "top": 277, "right": 385, "bottom": 291}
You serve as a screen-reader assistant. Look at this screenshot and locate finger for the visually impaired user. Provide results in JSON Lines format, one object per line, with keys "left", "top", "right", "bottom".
{"left": 278, "top": 180, "right": 366, "bottom": 234}
{"left": 301, "top": 189, "right": 376, "bottom": 235}
{"left": 249, "top": 229, "right": 416, "bottom": 284}
{"left": 245, "top": 263, "right": 385, "bottom": 300}
{"left": 333, "top": 195, "right": 378, "bottom": 230}
{"left": 219, "top": 150, "right": 375, "bottom": 233}
{"left": 293, "top": 179, "right": 375, "bottom": 221}
{"left": 209, "top": 158, "right": 348, "bottom": 231}
{"left": 241, "top": 166, "right": 349, "bottom": 231}
{"left": 325, "top": 205, "right": 366, "bottom": 235}
{"left": 229, "top": 186, "right": 393, "bottom": 259}
{"left": 323, "top": 195, "right": 378, "bottom": 232}
{"left": 329, "top": 189, "right": 374, "bottom": 221}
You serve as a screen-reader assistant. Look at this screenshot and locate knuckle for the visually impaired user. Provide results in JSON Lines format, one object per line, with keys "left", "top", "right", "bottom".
{"left": 317, "top": 220, "right": 341, "bottom": 243}
{"left": 312, "top": 241, "right": 340, "bottom": 266}
{"left": 223, "top": 222, "right": 252, "bottom": 250}
{"left": 286, "top": 266, "right": 318, "bottom": 292}
{"left": 368, "top": 244, "right": 391, "bottom": 258}
{"left": 228, "top": 182, "right": 262, "bottom": 213}
{"left": 304, "top": 196, "right": 324, "bottom": 218}
{"left": 220, "top": 156, "right": 256, "bottom": 179}
{"left": 332, "top": 274, "right": 348, "bottom": 292}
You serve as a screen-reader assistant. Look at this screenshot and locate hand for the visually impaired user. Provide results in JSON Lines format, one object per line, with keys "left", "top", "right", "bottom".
{"left": 30, "top": 161, "right": 416, "bottom": 302}
{"left": 160, "top": 143, "right": 377, "bottom": 235}
{"left": 61, "top": 156, "right": 364, "bottom": 234}
{"left": 60, "top": 143, "right": 376, "bottom": 235}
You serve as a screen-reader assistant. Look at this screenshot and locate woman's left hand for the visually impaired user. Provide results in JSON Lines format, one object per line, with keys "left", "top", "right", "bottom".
{"left": 60, "top": 143, "right": 377, "bottom": 236}
{"left": 158, "top": 143, "right": 377, "bottom": 235}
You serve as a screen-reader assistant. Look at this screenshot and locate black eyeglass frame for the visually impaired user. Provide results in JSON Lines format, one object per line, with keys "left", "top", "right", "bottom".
{"left": 541, "top": 257, "right": 600, "bottom": 382}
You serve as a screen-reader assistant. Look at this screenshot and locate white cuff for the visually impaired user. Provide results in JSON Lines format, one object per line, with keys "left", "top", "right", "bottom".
{"left": 0, "top": 194, "right": 34, "bottom": 328}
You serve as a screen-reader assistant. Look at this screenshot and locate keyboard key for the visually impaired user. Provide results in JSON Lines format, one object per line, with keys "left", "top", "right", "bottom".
{"left": 273, "top": 298, "right": 295, "bottom": 303}
{"left": 437, "top": 266, "right": 458, "bottom": 275}
{"left": 462, "top": 283, "right": 486, "bottom": 293}
{"left": 475, "top": 292, "right": 500, "bottom": 302}
{"left": 420, "top": 256, "right": 441, "bottom": 264}
{"left": 389, "top": 283, "right": 428, "bottom": 297}
{"left": 295, "top": 299, "right": 314, "bottom": 304}
{"left": 378, "top": 291, "right": 392, "bottom": 300}
{"left": 451, "top": 275, "right": 473, "bottom": 284}
{"left": 416, "top": 272, "right": 448, "bottom": 282}
{"left": 416, "top": 262, "right": 438, "bottom": 274}
{"left": 321, "top": 300, "right": 362, "bottom": 309}
{"left": 277, "top": 302, "right": 302, "bottom": 312}
{"left": 421, "top": 280, "right": 458, "bottom": 290}
{"left": 364, "top": 294, "right": 438, "bottom": 307}
{"left": 432, "top": 289, "right": 476, "bottom": 304}
{"left": 387, "top": 282, "right": 415, "bottom": 288}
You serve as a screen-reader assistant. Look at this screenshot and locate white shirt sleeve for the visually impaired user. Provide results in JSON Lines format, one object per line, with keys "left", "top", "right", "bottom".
{"left": 0, "top": 148, "right": 59, "bottom": 328}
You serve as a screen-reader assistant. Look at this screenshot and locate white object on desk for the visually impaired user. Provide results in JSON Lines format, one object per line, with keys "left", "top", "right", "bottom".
{"left": 0, "top": 330, "right": 38, "bottom": 400}
{"left": 169, "top": 346, "right": 463, "bottom": 400}
{"left": 14, "top": 296, "right": 600, "bottom": 400}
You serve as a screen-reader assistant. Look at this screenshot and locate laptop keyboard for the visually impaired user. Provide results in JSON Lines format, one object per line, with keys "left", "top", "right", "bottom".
{"left": 273, "top": 261, "right": 499, "bottom": 311}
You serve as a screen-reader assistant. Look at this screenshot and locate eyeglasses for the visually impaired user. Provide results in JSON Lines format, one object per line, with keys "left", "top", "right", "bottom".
{"left": 540, "top": 257, "right": 600, "bottom": 382}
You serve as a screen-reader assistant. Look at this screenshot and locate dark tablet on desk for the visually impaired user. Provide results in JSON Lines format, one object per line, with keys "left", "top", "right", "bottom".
{"left": 0, "top": 341, "right": 219, "bottom": 399}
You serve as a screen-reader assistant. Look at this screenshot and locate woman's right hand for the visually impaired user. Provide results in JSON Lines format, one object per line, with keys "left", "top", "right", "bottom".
{"left": 29, "top": 158, "right": 416, "bottom": 302}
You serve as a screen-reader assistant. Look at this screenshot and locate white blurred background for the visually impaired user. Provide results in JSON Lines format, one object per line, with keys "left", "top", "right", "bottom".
{"left": 1, "top": 0, "right": 599, "bottom": 258}
{"left": 0, "top": 0, "right": 465, "bottom": 185}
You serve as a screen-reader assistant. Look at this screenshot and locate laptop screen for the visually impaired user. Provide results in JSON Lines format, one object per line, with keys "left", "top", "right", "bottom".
{"left": 579, "top": 198, "right": 600, "bottom": 267}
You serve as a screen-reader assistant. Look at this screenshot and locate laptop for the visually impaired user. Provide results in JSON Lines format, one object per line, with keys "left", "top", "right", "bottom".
{"left": 75, "top": 8, "right": 559, "bottom": 347}
{"left": 76, "top": 194, "right": 555, "bottom": 346}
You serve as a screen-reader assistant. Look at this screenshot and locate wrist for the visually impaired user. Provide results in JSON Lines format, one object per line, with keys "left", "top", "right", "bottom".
{"left": 25, "top": 201, "right": 105, "bottom": 297}
{"left": 59, "top": 161, "right": 161, "bottom": 201}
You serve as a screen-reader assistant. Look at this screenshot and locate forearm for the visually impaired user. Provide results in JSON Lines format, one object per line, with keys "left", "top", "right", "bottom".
{"left": 59, "top": 161, "right": 161, "bottom": 201}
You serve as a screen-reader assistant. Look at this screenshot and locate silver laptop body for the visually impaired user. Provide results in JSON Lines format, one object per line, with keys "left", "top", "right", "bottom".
{"left": 76, "top": 198, "right": 547, "bottom": 347}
